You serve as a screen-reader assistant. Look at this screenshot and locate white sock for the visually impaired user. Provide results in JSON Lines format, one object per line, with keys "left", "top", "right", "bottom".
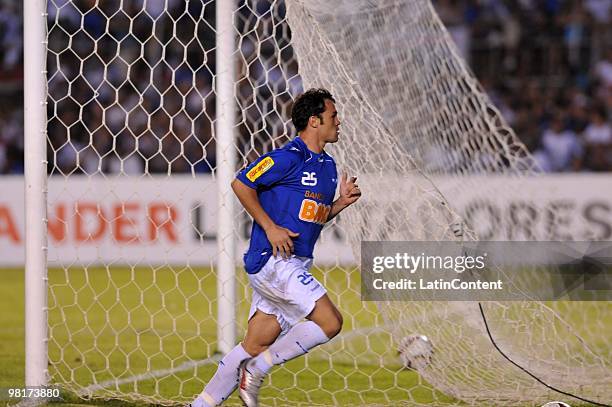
{"left": 249, "top": 321, "right": 329, "bottom": 375}
{"left": 193, "top": 343, "right": 251, "bottom": 406}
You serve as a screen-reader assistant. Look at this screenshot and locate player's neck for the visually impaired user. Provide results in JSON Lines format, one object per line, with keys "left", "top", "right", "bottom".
{"left": 298, "top": 133, "right": 325, "bottom": 154}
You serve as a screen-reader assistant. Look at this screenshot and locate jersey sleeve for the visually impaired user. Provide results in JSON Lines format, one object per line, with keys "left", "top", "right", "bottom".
{"left": 236, "top": 149, "right": 298, "bottom": 189}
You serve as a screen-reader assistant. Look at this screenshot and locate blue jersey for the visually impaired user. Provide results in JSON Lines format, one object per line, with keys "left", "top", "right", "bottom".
{"left": 236, "top": 137, "right": 338, "bottom": 274}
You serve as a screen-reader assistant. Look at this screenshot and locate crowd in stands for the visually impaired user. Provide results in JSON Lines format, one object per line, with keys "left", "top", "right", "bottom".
{"left": 0, "top": 0, "right": 610, "bottom": 175}
{"left": 437, "top": 0, "right": 611, "bottom": 171}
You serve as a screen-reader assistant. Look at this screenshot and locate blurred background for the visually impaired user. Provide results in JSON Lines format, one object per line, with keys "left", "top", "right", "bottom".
{"left": 0, "top": 0, "right": 610, "bottom": 175}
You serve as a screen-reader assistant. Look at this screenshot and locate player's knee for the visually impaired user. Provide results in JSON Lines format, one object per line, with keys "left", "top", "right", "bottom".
{"left": 323, "top": 312, "right": 343, "bottom": 339}
{"left": 334, "top": 311, "right": 344, "bottom": 336}
{"left": 241, "top": 341, "right": 268, "bottom": 357}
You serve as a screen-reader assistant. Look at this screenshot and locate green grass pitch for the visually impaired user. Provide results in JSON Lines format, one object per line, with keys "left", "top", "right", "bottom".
{"left": 0, "top": 267, "right": 456, "bottom": 406}
{"left": 2, "top": 266, "right": 605, "bottom": 406}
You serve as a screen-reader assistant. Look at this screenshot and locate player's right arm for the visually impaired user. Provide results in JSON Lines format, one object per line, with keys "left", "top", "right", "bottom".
{"left": 233, "top": 150, "right": 300, "bottom": 258}
{"left": 231, "top": 178, "right": 299, "bottom": 258}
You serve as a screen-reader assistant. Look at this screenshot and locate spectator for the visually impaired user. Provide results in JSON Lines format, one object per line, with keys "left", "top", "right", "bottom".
{"left": 582, "top": 106, "right": 612, "bottom": 171}
{"left": 0, "top": 1, "right": 610, "bottom": 175}
{"left": 106, "top": 131, "right": 143, "bottom": 175}
{"left": 593, "top": 48, "right": 612, "bottom": 88}
{"left": 585, "top": 0, "right": 611, "bottom": 24}
{"left": 536, "top": 114, "right": 583, "bottom": 172}
{"left": 436, "top": 0, "right": 471, "bottom": 62}
{"left": 0, "top": 2, "right": 21, "bottom": 72}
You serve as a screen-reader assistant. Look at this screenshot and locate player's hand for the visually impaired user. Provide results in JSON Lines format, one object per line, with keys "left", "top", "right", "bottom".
{"left": 265, "top": 225, "right": 300, "bottom": 259}
{"left": 338, "top": 172, "right": 361, "bottom": 208}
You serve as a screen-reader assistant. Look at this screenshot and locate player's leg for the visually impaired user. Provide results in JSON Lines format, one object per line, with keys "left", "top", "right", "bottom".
{"left": 242, "top": 309, "right": 283, "bottom": 356}
{"left": 244, "top": 294, "right": 341, "bottom": 377}
{"left": 239, "top": 258, "right": 339, "bottom": 406}
{"left": 191, "top": 310, "right": 281, "bottom": 406}
{"left": 305, "top": 293, "right": 343, "bottom": 337}
{"left": 190, "top": 342, "right": 250, "bottom": 407}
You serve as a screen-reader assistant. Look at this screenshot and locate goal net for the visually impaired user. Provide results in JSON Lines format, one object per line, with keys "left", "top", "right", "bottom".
{"left": 42, "top": 0, "right": 610, "bottom": 406}
{"left": 289, "top": 1, "right": 610, "bottom": 406}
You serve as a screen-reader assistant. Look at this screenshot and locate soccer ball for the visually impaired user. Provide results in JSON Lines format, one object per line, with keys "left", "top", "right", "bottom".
{"left": 398, "top": 334, "right": 433, "bottom": 370}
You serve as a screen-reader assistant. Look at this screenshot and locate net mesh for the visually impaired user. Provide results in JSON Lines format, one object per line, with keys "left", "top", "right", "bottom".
{"left": 288, "top": 0, "right": 609, "bottom": 405}
{"left": 44, "top": 0, "right": 610, "bottom": 405}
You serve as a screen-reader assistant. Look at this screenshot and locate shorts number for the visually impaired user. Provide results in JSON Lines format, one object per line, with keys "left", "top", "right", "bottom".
{"left": 297, "top": 271, "right": 314, "bottom": 285}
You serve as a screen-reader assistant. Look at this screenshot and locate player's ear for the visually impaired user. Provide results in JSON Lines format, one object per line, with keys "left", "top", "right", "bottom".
{"left": 308, "top": 115, "right": 320, "bottom": 128}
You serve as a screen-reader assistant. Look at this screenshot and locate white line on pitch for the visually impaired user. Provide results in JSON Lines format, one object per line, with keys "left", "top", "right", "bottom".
{"left": 77, "top": 354, "right": 222, "bottom": 396}
{"left": 76, "top": 325, "right": 392, "bottom": 394}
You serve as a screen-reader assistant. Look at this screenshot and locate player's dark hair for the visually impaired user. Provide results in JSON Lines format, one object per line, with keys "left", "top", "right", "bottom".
{"left": 291, "top": 88, "right": 335, "bottom": 131}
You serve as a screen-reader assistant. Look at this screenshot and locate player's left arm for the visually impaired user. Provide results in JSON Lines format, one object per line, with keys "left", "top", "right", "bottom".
{"left": 327, "top": 172, "right": 361, "bottom": 222}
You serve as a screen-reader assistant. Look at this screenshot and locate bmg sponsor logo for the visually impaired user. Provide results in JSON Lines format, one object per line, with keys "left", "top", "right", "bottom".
{"left": 299, "top": 199, "right": 331, "bottom": 225}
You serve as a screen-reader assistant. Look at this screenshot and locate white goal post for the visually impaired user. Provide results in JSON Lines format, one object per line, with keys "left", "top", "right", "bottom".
{"left": 24, "top": 0, "right": 49, "bottom": 390}
{"left": 23, "top": 0, "right": 610, "bottom": 406}
{"left": 214, "top": 0, "right": 237, "bottom": 356}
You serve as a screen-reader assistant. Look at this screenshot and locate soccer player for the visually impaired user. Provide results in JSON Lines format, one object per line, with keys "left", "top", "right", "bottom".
{"left": 190, "top": 88, "right": 361, "bottom": 407}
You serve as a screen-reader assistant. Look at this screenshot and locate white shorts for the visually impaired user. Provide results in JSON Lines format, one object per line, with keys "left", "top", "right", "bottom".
{"left": 248, "top": 255, "right": 327, "bottom": 333}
